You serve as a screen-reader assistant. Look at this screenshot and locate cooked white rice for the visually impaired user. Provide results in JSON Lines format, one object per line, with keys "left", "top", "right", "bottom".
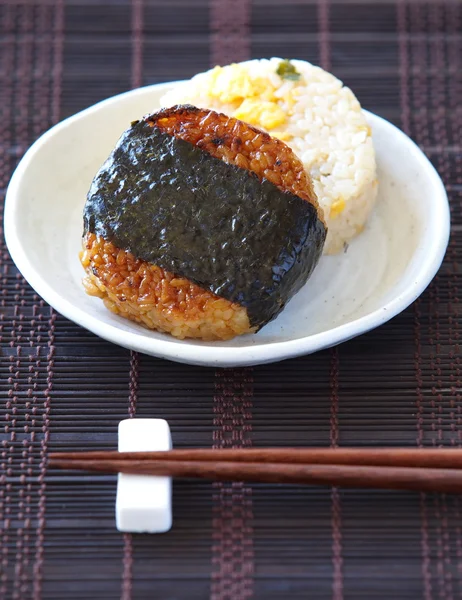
{"left": 160, "top": 57, "right": 378, "bottom": 254}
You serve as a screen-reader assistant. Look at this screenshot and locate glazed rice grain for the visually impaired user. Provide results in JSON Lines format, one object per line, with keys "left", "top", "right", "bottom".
{"left": 81, "top": 233, "right": 252, "bottom": 340}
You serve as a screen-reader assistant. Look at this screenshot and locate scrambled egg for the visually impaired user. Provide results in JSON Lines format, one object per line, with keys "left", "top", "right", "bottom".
{"left": 234, "top": 99, "right": 286, "bottom": 130}
{"left": 330, "top": 197, "right": 346, "bottom": 218}
{"left": 269, "top": 130, "right": 293, "bottom": 142}
{"left": 205, "top": 64, "right": 290, "bottom": 132}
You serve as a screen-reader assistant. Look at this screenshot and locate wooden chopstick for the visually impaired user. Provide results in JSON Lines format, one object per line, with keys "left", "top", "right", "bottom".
{"left": 48, "top": 448, "right": 462, "bottom": 494}
{"left": 49, "top": 457, "right": 462, "bottom": 494}
{"left": 50, "top": 447, "right": 462, "bottom": 469}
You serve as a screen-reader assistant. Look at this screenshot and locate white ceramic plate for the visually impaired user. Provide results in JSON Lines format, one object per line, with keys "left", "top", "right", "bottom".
{"left": 5, "top": 82, "right": 450, "bottom": 367}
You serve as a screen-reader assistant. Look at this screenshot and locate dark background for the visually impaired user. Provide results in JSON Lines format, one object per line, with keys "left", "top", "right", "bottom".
{"left": 0, "top": 0, "right": 461, "bottom": 598}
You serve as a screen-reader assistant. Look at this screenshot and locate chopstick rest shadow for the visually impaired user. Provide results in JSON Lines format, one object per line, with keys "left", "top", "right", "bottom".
{"left": 49, "top": 448, "right": 462, "bottom": 494}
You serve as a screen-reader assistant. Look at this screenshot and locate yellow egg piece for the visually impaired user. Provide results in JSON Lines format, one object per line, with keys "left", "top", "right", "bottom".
{"left": 233, "top": 99, "right": 286, "bottom": 130}
{"left": 271, "top": 131, "right": 293, "bottom": 142}
{"left": 205, "top": 64, "right": 278, "bottom": 106}
{"left": 330, "top": 197, "right": 346, "bottom": 218}
{"left": 206, "top": 64, "right": 256, "bottom": 104}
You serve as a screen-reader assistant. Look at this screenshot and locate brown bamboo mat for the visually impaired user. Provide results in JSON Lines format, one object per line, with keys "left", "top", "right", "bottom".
{"left": 0, "top": 0, "right": 461, "bottom": 598}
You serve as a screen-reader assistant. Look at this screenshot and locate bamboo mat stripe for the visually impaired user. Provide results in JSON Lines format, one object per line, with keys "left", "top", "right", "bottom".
{"left": 429, "top": 5, "right": 454, "bottom": 596}
{"left": 210, "top": 0, "right": 251, "bottom": 66}
{"left": 212, "top": 369, "right": 255, "bottom": 600}
{"left": 0, "top": 1, "right": 462, "bottom": 598}
{"left": 402, "top": 3, "right": 461, "bottom": 597}
{"left": 0, "top": 4, "right": 63, "bottom": 600}
{"left": 130, "top": 0, "right": 143, "bottom": 90}
{"left": 121, "top": 350, "right": 139, "bottom": 600}
{"left": 35, "top": 2, "right": 63, "bottom": 598}
{"left": 0, "top": 6, "right": 14, "bottom": 597}
{"left": 329, "top": 348, "right": 343, "bottom": 600}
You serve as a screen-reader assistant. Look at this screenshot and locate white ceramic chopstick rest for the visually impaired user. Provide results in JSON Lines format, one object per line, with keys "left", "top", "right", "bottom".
{"left": 116, "top": 418, "right": 172, "bottom": 533}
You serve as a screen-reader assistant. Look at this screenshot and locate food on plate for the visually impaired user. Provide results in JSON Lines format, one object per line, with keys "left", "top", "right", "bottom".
{"left": 161, "top": 57, "right": 378, "bottom": 254}
{"left": 81, "top": 105, "right": 326, "bottom": 341}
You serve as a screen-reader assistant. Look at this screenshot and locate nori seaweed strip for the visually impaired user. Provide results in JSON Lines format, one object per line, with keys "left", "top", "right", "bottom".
{"left": 84, "top": 121, "right": 326, "bottom": 329}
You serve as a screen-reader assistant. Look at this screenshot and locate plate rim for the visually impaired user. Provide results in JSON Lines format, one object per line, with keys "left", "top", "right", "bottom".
{"left": 4, "top": 82, "right": 451, "bottom": 367}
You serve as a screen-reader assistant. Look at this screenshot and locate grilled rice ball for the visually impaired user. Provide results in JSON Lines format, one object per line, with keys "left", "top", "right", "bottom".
{"left": 81, "top": 105, "right": 326, "bottom": 341}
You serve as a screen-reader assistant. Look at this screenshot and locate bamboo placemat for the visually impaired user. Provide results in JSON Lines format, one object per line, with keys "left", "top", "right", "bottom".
{"left": 0, "top": 1, "right": 461, "bottom": 598}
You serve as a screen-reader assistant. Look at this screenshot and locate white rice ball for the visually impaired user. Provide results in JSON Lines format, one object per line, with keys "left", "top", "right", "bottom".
{"left": 161, "top": 57, "right": 378, "bottom": 254}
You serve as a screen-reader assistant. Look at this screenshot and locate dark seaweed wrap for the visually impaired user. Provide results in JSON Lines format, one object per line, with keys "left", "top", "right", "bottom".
{"left": 84, "top": 121, "right": 326, "bottom": 329}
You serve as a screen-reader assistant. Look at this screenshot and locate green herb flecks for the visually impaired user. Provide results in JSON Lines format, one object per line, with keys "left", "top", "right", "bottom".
{"left": 276, "top": 59, "right": 301, "bottom": 81}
